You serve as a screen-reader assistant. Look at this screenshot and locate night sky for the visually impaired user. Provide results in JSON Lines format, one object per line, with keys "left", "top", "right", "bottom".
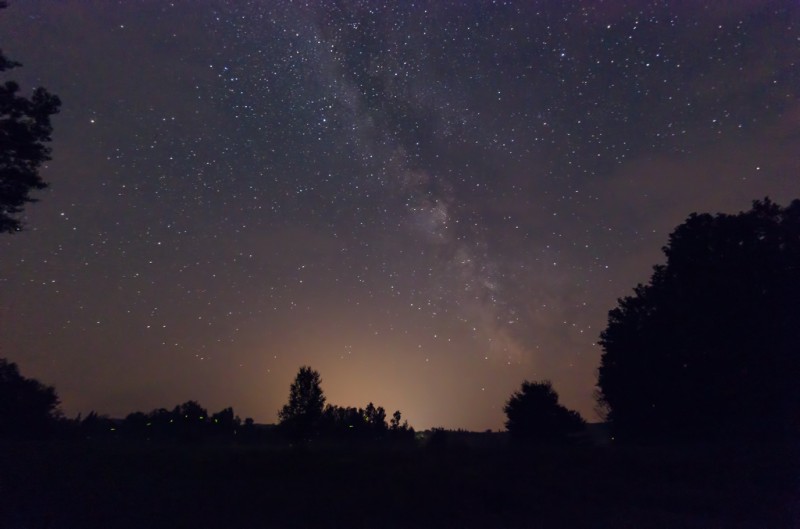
{"left": 1, "top": 0, "right": 798, "bottom": 430}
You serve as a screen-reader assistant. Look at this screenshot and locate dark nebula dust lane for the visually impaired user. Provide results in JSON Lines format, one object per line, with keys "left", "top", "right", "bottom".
{"left": 0, "top": 0, "right": 797, "bottom": 430}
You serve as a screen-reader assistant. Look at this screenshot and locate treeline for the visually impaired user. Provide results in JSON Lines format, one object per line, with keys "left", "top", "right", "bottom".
{"left": 76, "top": 402, "right": 253, "bottom": 443}
{"left": 0, "top": 356, "right": 580, "bottom": 446}
{"left": 71, "top": 395, "right": 415, "bottom": 446}
{"left": 318, "top": 403, "right": 415, "bottom": 442}
{"left": 2, "top": 198, "right": 798, "bottom": 447}
{"left": 276, "top": 366, "right": 414, "bottom": 445}
{"left": 0, "top": 358, "right": 416, "bottom": 446}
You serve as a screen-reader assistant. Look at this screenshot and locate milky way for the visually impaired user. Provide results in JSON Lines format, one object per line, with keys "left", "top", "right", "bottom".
{"left": 1, "top": 0, "right": 798, "bottom": 429}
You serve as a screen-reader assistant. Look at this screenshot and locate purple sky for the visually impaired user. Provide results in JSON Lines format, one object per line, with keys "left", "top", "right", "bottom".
{"left": 1, "top": 0, "right": 798, "bottom": 429}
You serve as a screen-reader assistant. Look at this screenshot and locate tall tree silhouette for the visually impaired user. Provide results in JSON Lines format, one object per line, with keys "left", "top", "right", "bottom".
{"left": 0, "top": 2, "right": 61, "bottom": 233}
{"left": 0, "top": 357, "right": 60, "bottom": 437}
{"left": 278, "top": 366, "right": 325, "bottom": 443}
{"left": 504, "top": 380, "right": 585, "bottom": 443}
{"left": 596, "top": 198, "right": 800, "bottom": 442}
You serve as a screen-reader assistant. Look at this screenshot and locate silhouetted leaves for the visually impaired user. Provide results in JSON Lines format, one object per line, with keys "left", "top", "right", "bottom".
{"left": 81, "top": 401, "right": 242, "bottom": 443}
{"left": 278, "top": 366, "right": 326, "bottom": 443}
{"left": 0, "top": 357, "right": 60, "bottom": 437}
{"left": 388, "top": 409, "right": 414, "bottom": 441}
{"left": 504, "top": 380, "right": 585, "bottom": 443}
{"left": 597, "top": 198, "right": 800, "bottom": 442}
{"left": 277, "top": 366, "right": 414, "bottom": 445}
{"left": 319, "top": 402, "right": 414, "bottom": 443}
{"left": 0, "top": 3, "right": 61, "bottom": 233}
{"left": 78, "top": 410, "right": 117, "bottom": 438}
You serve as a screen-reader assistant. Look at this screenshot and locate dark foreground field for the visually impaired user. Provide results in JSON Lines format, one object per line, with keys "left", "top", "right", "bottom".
{"left": 2, "top": 437, "right": 798, "bottom": 529}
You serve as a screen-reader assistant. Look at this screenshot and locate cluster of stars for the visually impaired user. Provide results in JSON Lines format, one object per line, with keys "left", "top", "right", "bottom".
{"left": 0, "top": 0, "right": 797, "bottom": 429}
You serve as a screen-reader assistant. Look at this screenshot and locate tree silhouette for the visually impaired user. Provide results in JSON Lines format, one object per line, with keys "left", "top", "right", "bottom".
{"left": 596, "top": 198, "right": 800, "bottom": 442}
{"left": 0, "top": 357, "right": 61, "bottom": 437}
{"left": 320, "top": 404, "right": 367, "bottom": 438}
{"left": 504, "top": 380, "right": 585, "bottom": 443}
{"left": 390, "top": 410, "right": 403, "bottom": 430}
{"left": 114, "top": 401, "right": 243, "bottom": 443}
{"left": 317, "top": 401, "right": 413, "bottom": 443}
{"left": 0, "top": 2, "right": 61, "bottom": 233}
{"left": 278, "top": 366, "right": 325, "bottom": 443}
{"left": 388, "top": 409, "right": 414, "bottom": 441}
{"left": 79, "top": 410, "right": 117, "bottom": 438}
{"left": 210, "top": 406, "right": 238, "bottom": 434}
{"left": 363, "top": 402, "right": 387, "bottom": 434}
{"left": 172, "top": 400, "right": 209, "bottom": 442}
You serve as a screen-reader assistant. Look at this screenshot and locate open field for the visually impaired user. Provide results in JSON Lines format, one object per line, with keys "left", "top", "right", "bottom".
{"left": 2, "top": 436, "right": 797, "bottom": 528}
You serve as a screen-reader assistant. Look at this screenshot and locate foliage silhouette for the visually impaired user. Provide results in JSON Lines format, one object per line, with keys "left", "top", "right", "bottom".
{"left": 0, "top": 357, "right": 61, "bottom": 437}
{"left": 388, "top": 409, "right": 415, "bottom": 441}
{"left": 278, "top": 366, "right": 326, "bottom": 443}
{"left": 504, "top": 380, "right": 585, "bottom": 443}
{"left": 596, "top": 198, "right": 800, "bottom": 442}
{"left": 96, "top": 401, "right": 244, "bottom": 443}
{"left": 59, "top": 365, "right": 414, "bottom": 448}
{"left": 425, "top": 427, "right": 450, "bottom": 451}
{"left": 276, "top": 367, "right": 414, "bottom": 445}
{"left": 318, "top": 402, "right": 414, "bottom": 443}
{"left": 0, "top": 2, "right": 61, "bottom": 233}
{"left": 78, "top": 411, "right": 116, "bottom": 438}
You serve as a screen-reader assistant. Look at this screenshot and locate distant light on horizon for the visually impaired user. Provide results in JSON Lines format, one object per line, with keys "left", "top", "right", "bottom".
{"left": 0, "top": 0, "right": 798, "bottom": 431}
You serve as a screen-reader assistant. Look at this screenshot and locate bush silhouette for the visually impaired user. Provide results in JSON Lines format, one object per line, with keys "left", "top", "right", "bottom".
{"left": 504, "top": 380, "right": 585, "bottom": 443}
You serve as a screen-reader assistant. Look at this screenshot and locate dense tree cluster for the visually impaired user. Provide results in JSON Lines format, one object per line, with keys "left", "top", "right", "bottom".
{"left": 0, "top": 357, "right": 60, "bottom": 437}
{"left": 124, "top": 402, "right": 239, "bottom": 441}
{"left": 504, "top": 380, "right": 585, "bottom": 443}
{"left": 319, "top": 403, "right": 414, "bottom": 442}
{"left": 0, "top": 2, "right": 61, "bottom": 233}
{"left": 278, "top": 366, "right": 414, "bottom": 444}
{"left": 77, "top": 401, "right": 251, "bottom": 443}
{"left": 597, "top": 198, "right": 800, "bottom": 442}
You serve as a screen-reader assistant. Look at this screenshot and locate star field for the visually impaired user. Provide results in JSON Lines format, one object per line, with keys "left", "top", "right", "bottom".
{"left": 1, "top": 0, "right": 798, "bottom": 430}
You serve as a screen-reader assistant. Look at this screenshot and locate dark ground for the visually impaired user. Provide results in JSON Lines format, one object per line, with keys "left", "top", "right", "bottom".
{"left": 1, "top": 436, "right": 798, "bottom": 529}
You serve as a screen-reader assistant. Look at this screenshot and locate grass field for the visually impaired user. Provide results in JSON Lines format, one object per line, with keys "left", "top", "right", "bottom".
{"left": 2, "top": 435, "right": 797, "bottom": 528}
